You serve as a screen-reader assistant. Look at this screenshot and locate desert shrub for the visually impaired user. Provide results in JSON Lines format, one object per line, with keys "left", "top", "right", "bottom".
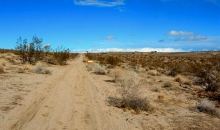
{"left": 15, "top": 37, "right": 28, "bottom": 64}
{"left": 175, "top": 75, "right": 191, "bottom": 85}
{"left": 85, "top": 53, "right": 95, "bottom": 60}
{"left": 111, "top": 70, "right": 150, "bottom": 112}
{"left": 166, "top": 62, "right": 181, "bottom": 76}
{"left": 106, "top": 56, "right": 121, "bottom": 66}
{"left": 15, "top": 35, "right": 43, "bottom": 64}
{"left": 93, "top": 63, "right": 108, "bottom": 75}
{"left": 197, "top": 99, "right": 220, "bottom": 118}
{"left": 53, "top": 46, "right": 70, "bottom": 65}
{"left": 32, "top": 65, "right": 51, "bottom": 74}
{"left": 109, "top": 69, "right": 125, "bottom": 82}
{"left": 188, "top": 54, "right": 220, "bottom": 92}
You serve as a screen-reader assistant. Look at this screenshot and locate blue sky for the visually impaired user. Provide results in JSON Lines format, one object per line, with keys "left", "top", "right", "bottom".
{"left": 0, "top": 0, "right": 220, "bottom": 52}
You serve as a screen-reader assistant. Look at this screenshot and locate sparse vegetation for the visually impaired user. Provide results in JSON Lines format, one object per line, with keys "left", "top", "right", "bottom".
{"left": 52, "top": 46, "right": 70, "bottom": 65}
{"left": 13, "top": 36, "right": 78, "bottom": 65}
{"left": 32, "top": 65, "right": 51, "bottom": 74}
{"left": 188, "top": 54, "right": 220, "bottom": 92}
{"left": 85, "top": 52, "right": 220, "bottom": 102}
{"left": 15, "top": 36, "right": 44, "bottom": 64}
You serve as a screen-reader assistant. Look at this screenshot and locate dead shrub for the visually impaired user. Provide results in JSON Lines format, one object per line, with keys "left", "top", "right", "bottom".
{"left": 197, "top": 99, "right": 220, "bottom": 118}
{"left": 93, "top": 63, "right": 108, "bottom": 75}
{"left": 175, "top": 75, "right": 191, "bottom": 85}
{"left": 32, "top": 65, "right": 51, "bottom": 74}
{"left": 110, "top": 70, "right": 150, "bottom": 112}
{"left": 109, "top": 69, "right": 125, "bottom": 82}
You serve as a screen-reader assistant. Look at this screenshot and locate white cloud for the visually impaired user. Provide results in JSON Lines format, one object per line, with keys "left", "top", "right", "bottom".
{"left": 106, "top": 35, "right": 116, "bottom": 40}
{"left": 74, "top": 0, "right": 125, "bottom": 7}
{"left": 182, "top": 35, "right": 207, "bottom": 41}
{"left": 169, "top": 30, "right": 194, "bottom": 36}
{"left": 72, "top": 47, "right": 185, "bottom": 53}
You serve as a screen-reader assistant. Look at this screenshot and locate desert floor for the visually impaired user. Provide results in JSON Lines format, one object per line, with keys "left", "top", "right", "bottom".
{"left": 0, "top": 54, "right": 220, "bottom": 130}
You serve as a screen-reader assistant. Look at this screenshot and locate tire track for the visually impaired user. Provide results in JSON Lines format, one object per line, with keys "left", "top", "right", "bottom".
{"left": 9, "top": 55, "right": 119, "bottom": 130}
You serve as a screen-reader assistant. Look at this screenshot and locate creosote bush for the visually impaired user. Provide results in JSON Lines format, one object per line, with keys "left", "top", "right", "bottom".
{"left": 15, "top": 35, "right": 44, "bottom": 64}
{"left": 53, "top": 46, "right": 70, "bottom": 65}
{"left": 15, "top": 36, "right": 76, "bottom": 65}
{"left": 188, "top": 54, "right": 220, "bottom": 92}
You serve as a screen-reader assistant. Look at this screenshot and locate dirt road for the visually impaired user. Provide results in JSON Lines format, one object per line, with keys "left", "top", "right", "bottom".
{"left": 2, "top": 54, "right": 220, "bottom": 130}
{"left": 1, "top": 55, "right": 124, "bottom": 130}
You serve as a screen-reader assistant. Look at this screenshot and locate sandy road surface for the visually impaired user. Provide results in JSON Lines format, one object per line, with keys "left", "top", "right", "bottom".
{"left": 1, "top": 55, "right": 122, "bottom": 130}
{"left": 2, "top": 54, "right": 220, "bottom": 130}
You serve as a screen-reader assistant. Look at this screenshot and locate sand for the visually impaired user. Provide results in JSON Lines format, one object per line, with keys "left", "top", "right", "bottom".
{"left": 0, "top": 54, "right": 220, "bottom": 130}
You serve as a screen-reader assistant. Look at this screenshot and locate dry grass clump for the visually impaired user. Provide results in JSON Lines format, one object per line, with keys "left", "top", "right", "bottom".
{"left": 197, "top": 99, "right": 220, "bottom": 118}
{"left": 93, "top": 63, "right": 108, "bottom": 75}
{"left": 175, "top": 74, "right": 191, "bottom": 85}
{"left": 86, "top": 63, "right": 108, "bottom": 75}
{"left": 107, "top": 97, "right": 151, "bottom": 113}
{"left": 109, "top": 69, "right": 125, "bottom": 82}
{"left": 32, "top": 65, "right": 51, "bottom": 74}
{"left": 108, "top": 70, "right": 151, "bottom": 112}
